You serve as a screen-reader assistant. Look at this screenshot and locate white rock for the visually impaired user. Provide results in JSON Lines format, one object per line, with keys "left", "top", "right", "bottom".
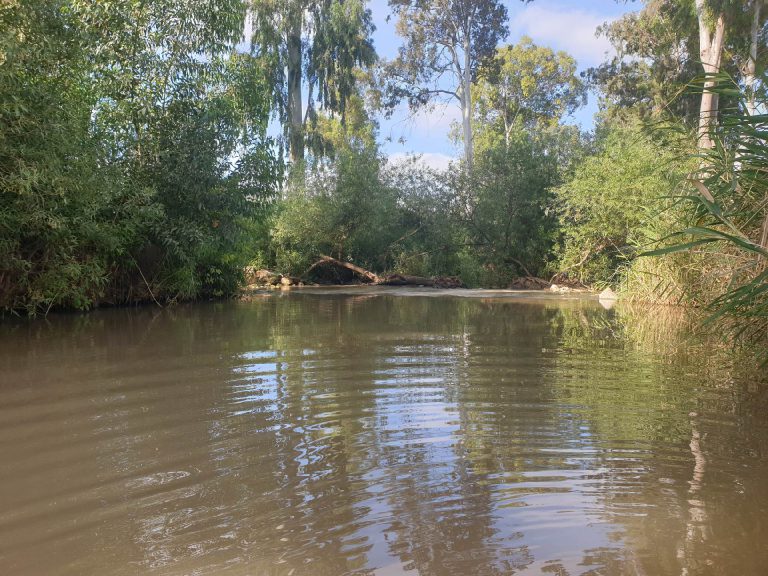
{"left": 598, "top": 287, "right": 618, "bottom": 301}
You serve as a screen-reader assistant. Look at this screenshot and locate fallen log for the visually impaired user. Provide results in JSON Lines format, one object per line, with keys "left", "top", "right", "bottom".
{"left": 379, "top": 273, "right": 437, "bottom": 287}
{"left": 379, "top": 274, "right": 465, "bottom": 288}
{"left": 304, "top": 256, "right": 464, "bottom": 288}
{"left": 305, "top": 255, "right": 381, "bottom": 283}
{"left": 508, "top": 276, "right": 551, "bottom": 290}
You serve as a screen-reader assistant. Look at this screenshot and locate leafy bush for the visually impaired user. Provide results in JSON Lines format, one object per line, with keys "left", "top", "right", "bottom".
{"left": 554, "top": 122, "right": 686, "bottom": 285}
{"left": 447, "top": 131, "right": 561, "bottom": 283}
{"left": 271, "top": 149, "right": 401, "bottom": 276}
{"left": 0, "top": 0, "right": 115, "bottom": 312}
{"left": 0, "top": 1, "right": 279, "bottom": 313}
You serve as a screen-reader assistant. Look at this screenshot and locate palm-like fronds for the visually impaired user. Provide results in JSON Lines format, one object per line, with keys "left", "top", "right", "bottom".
{"left": 642, "top": 78, "right": 768, "bottom": 350}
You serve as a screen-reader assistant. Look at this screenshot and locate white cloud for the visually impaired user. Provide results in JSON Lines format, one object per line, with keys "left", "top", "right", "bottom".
{"left": 382, "top": 102, "right": 461, "bottom": 138}
{"left": 379, "top": 102, "right": 461, "bottom": 159}
{"left": 411, "top": 103, "right": 462, "bottom": 131}
{"left": 388, "top": 152, "right": 456, "bottom": 172}
{"left": 508, "top": 5, "right": 616, "bottom": 68}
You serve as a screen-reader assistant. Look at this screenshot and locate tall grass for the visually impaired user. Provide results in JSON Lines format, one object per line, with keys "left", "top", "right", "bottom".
{"left": 642, "top": 78, "right": 768, "bottom": 351}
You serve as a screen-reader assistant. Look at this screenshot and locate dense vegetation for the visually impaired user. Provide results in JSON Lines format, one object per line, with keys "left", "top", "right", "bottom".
{"left": 2, "top": 0, "right": 768, "bottom": 350}
{"left": 1, "top": 0, "right": 279, "bottom": 312}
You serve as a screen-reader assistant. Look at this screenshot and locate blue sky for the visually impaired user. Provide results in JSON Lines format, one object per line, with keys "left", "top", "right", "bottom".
{"left": 370, "top": 0, "right": 635, "bottom": 169}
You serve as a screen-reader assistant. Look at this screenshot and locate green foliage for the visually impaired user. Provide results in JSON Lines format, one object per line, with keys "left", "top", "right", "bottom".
{"left": 0, "top": 0, "right": 113, "bottom": 312}
{"left": 134, "top": 69, "right": 279, "bottom": 299}
{"left": 589, "top": 0, "right": 758, "bottom": 125}
{"left": 271, "top": 149, "right": 401, "bottom": 275}
{"left": 0, "top": 0, "right": 279, "bottom": 313}
{"left": 382, "top": 158, "right": 461, "bottom": 277}
{"left": 639, "top": 82, "right": 768, "bottom": 349}
{"left": 270, "top": 147, "right": 475, "bottom": 282}
{"left": 554, "top": 122, "right": 686, "bottom": 285}
{"left": 474, "top": 37, "right": 586, "bottom": 137}
{"left": 588, "top": 1, "right": 701, "bottom": 123}
{"left": 310, "top": 91, "right": 379, "bottom": 161}
{"left": 449, "top": 131, "right": 561, "bottom": 282}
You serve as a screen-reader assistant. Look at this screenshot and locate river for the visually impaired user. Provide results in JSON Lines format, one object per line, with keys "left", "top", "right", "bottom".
{"left": 1, "top": 288, "right": 767, "bottom": 575}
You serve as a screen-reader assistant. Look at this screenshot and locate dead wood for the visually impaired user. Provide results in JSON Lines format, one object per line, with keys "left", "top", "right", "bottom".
{"left": 305, "top": 255, "right": 381, "bottom": 283}
{"left": 508, "top": 276, "right": 551, "bottom": 290}
{"left": 304, "top": 256, "right": 464, "bottom": 288}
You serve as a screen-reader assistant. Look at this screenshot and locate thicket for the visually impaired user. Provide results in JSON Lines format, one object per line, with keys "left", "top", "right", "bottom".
{"left": 637, "top": 83, "right": 768, "bottom": 349}
{"left": 0, "top": 0, "right": 278, "bottom": 313}
{"left": 553, "top": 123, "right": 688, "bottom": 287}
{"left": 266, "top": 127, "right": 568, "bottom": 287}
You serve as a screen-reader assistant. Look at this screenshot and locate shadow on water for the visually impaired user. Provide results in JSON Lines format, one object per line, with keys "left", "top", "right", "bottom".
{"left": 0, "top": 290, "right": 767, "bottom": 575}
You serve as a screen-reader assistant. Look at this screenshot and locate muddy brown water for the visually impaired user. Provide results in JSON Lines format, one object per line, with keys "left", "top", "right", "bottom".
{"left": 1, "top": 287, "right": 767, "bottom": 575}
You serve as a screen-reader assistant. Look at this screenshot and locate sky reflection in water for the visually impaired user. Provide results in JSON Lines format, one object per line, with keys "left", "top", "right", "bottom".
{"left": 1, "top": 289, "right": 767, "bottom": 575}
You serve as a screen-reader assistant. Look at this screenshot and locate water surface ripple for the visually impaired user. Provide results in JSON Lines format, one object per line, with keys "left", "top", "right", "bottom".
{"left": 1, "top": 289, "right": 767, "bottom": 575}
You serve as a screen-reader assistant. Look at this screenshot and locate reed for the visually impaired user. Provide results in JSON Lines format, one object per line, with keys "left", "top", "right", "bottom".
{"left": 640, "top": 77, "right": 768, "bottom": 356}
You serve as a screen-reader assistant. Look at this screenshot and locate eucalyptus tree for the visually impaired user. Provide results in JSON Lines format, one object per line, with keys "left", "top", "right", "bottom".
{"left": 472, "top": 37, "right": 586, "bottom": 148}
{"left": 588, "top": 1, "right": 701, "bottom": 122}
{"left": 591, "top": 0, "right": 763, "bottom": 143}
{"left": 736, "top": 0, "right": 766, "bottom": 116}
{"left": 690, "top": 0, "right": 766, "bottom": 146}
{"left": 695, "top": 0, "right": 728, "bottom": 148}
{"left": 249, "top": 0, "right": 377, "bottom": 165}
{"left": 384, "top": 0, "right": 512, "bottom": 170}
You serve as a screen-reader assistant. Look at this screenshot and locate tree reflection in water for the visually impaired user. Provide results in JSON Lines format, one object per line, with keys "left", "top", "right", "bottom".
{"left": 0, "top": 291, "right": 766, "bottom": 575}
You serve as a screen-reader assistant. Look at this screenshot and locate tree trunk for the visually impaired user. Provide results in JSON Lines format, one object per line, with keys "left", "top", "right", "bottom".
{"left": 677, "top": 417, "right": 709, "bottom": 571}
{"left": 306, "top": 255, "right": 380, "bottom": 283}
{"left": 287, "top": 17, "right": 304, "bottom": 164}
{"left": 304, "top": 256, "right": 465, "bottom": 287}
{"left": 696, "top": 0, "right": 726, "bottom": 149}
{"left": 461, "top": 37, "right": 474, "bottom": 171}
{"left": 746, "top": 0, "right": 761, "bottom": 117}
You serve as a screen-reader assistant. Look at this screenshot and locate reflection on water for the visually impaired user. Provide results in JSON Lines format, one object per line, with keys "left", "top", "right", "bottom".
{"left": 1, "top": 288, "right": 767, "bottom": 575}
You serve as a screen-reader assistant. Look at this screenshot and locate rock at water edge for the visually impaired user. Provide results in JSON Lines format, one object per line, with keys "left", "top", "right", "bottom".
{"left": 598, "top": 287, "right": 618, "bottom": 301}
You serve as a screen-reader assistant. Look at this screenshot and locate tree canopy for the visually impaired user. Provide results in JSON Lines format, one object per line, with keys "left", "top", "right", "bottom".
{"left": 473, "top": 37, "right": 586, "bottom": 146}
{"left": 249, "top": 0, "right": 377, "bottom": 165}
{"left": 384, "top": 0, "right": 511, "bottom": 169}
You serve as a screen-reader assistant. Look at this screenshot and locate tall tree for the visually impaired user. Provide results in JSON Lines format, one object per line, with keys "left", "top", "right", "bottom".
{"left": 740, "top": 0, "right": 766, "bottom": 116}
{"left": 694, "top": 0, "right": 766, "bottom": 145}
{"left": 590, "top": 0, "right": 763, "bottom": 138}
{"left": 473, "top": 37, "right": 586, "bottom": 147}
{"left": 695, "top": 0, "right": 727, "bottom": 148}
{"left": 384, "top": 0, "right": 511, "bottom": 171}
{"left": 249, "top": 0, "right": 376, "bottom": 165}
{"left": 588, "top": 0, "right": 701, "bottom": 122}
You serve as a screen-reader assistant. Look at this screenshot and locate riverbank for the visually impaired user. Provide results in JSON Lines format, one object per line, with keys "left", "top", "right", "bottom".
{"left": 240, "top": 284, "right": 596, "bottom": 301}
{"left": 240, "top": 264, "right": 602, "bottom": 304}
